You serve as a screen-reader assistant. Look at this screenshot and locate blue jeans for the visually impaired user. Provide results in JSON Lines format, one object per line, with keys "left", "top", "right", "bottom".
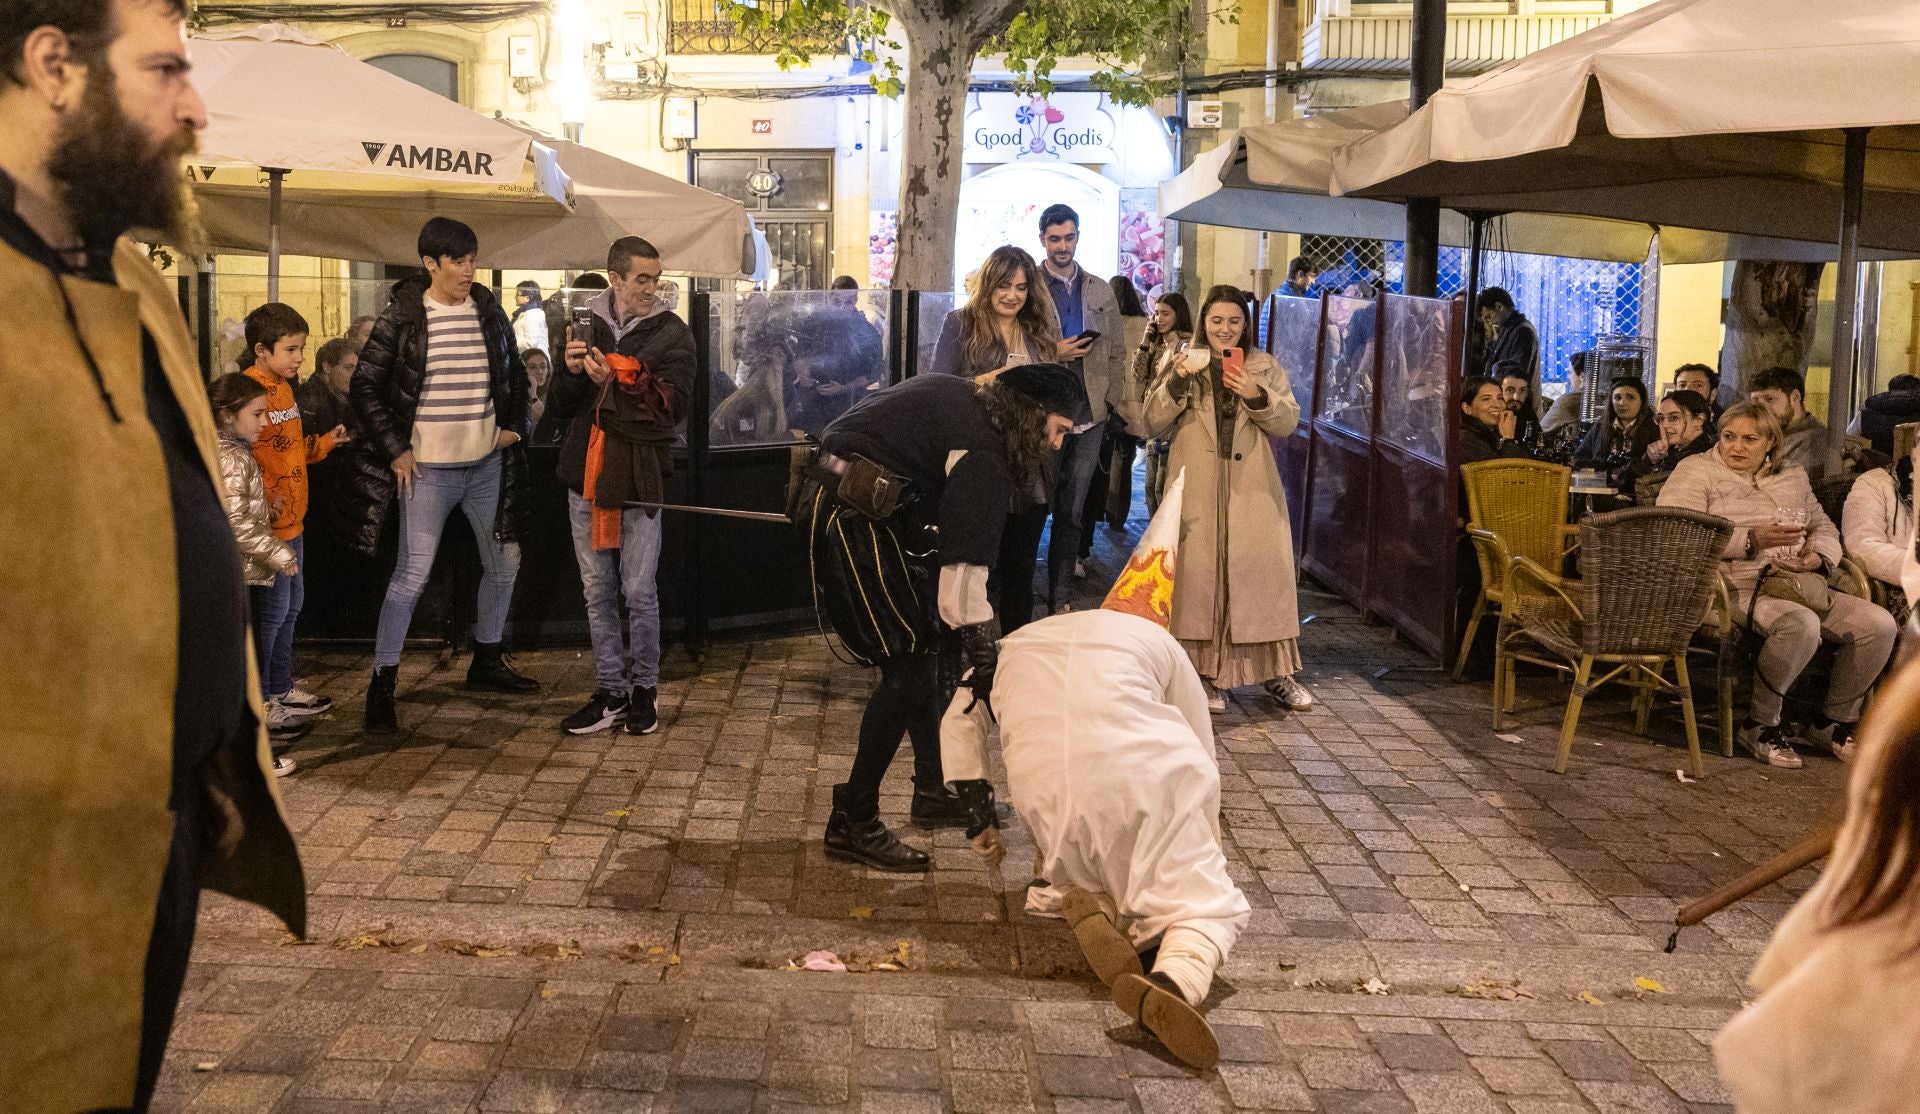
{"left": 249, "top": 534, "right": 304, "bottom": 697}
{"left": 374, "top": 453, "right": 521, "bottom": 667}
{"left": 1046, "top": 427, "right": 1105, "bottom": 606}
{"left": 568, "top": 491, "right": 664, "bottom": 690}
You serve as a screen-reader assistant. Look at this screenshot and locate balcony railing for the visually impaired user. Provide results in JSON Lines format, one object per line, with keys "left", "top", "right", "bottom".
{"left": 668, "top": 0, "right": 832, "bottom": 55}
{"left": 1304, "top": 5, "right": 1614, "bottom": 72}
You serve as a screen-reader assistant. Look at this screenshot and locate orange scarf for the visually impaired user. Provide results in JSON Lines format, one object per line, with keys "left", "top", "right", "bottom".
{"left": 583, "top": 354, "right": 646, "bottom": 550}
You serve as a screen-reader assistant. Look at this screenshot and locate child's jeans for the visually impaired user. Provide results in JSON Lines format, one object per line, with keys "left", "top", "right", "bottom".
{"left": 249, "top": 534, "right": 304, "bottom": 698}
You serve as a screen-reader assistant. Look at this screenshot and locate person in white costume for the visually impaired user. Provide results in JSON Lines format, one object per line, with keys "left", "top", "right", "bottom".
{"left": 941, "top": 472, "right": 1251, "bottom": 1069}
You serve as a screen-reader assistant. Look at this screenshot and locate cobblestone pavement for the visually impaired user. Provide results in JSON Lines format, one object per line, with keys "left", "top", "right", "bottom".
{"left": 158, "top": 543, "right": 1841, "bottom": 1113}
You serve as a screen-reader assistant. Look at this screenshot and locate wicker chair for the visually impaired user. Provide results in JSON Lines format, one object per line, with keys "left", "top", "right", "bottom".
{"left": 1455, "top": 460, "right": 1578, "bottom": 682}
{"left": 1495, "top": 507, "right": 1735, "bottom": 777}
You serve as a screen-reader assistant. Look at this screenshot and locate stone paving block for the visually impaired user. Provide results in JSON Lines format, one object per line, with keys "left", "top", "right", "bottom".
{"left": 675, "top": 1036, "right": 764, "bottom": 1081}
{"left": 1271, "top": 1014, "right": 1362, "bottom": 1049}
{"left": 1648, "top": 1060, "right": 1734, "bottom": 1103}
{"left": 951, "top": 1069, "right": 1035, "bottom": 1113}
{"left": 1297, "top": 1049, "right": 1393, "bottom": 1091}
{"left": 294, "top": 1058, "right": 391, "bottom": 1100}
{"left": 1311, "top": 1090, "right": 1415, "bottom": 1113}
{"left": 1471, "top": 1055, "right": 1573, "bottom": 1095}
{"left": 180, "top": 1072, "right": 291, "bottom": 1111}
{"left": 1574, "top": 1079, "right": 1690, "bottom": 1113}
{"left": 1033, "top": 1053, "right": 1129, "bottom": 1098}
{"left": 950, "top": 1029, "right": 1026, "bottom": 1071}
{"left": 1607, "top": 1025, "right": 1712, "bottom": 1062}
{"left": 1542, "top": 1038, "right": 1656, "bottom": 1083}
{"left": 1133, "top": 1077, "right": 1230, "bottom": 1113}
{"left": 479, "top": 1068, "right": 571, "bottom": 1112}
{"left": 327, "top": 1025, "right": 418, "bottom": 1062}
{"left": 1393, "top": 1070, "right": 1501, "bottom": 1114}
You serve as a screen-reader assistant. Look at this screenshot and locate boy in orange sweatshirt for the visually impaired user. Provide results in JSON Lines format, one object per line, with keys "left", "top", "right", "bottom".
{"left": 242, "top": 303, "right": 351, "bottom": 733}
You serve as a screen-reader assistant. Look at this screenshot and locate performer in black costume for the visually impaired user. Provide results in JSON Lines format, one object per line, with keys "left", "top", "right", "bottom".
{"left": 799, "top": 364, "right": 1086, "bottom": 871}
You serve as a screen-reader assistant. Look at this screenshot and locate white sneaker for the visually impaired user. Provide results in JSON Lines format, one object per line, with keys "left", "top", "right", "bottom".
{"left": 1738, "top": 723, "right": 1803, "bottom": 769}
{"left": 263, "top": 698, "right": 303, "bottom": 732}
{"left": 277, "top": 685, "right": 333, "bottom": 717}
{"left": 1206, "top": 685, "right": 1228, "bottom": 714}
{"left": 272, "top": 755, "right": 296, "bottom": 777}
{"left": 1803, "top": 721, "right": 1856, "bottom": 763}
{"left": 1265, "top": 674, "right": 1315, "bottom": 711}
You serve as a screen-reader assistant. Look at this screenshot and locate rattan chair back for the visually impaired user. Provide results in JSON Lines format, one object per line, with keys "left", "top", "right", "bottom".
{"left": 1461, "top": 459, "right": 1572, "bottom": 576}
{"left": 1577, "top": 507, "right": 1734, "bottom": 657}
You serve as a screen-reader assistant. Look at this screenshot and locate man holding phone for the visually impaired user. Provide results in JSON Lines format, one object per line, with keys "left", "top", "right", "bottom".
{"left": 550, "top": 236, "right": 697, "bottom": 738}
{"left": 1038, "top": 203, "right": 1126, "bottom": 612}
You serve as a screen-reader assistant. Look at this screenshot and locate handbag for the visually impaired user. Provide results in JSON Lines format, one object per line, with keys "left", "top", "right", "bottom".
{"left": 1756, "top": 567, "right": 1833, "bottom": 618}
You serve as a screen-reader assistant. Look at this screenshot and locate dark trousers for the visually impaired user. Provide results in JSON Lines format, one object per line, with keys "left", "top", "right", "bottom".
{"left": 1046, "top": 428, "right": 1105, "bottom": 606}
{"left": 845, "top": 650, "right": 944, "bottom": 810}
{"left": 131, "top": 793, "right": 208, "bottom": 1111}
{"left": 989, "top": 507, "right": 1048, "bottom": 635}
{"left": 1106, "top": 435, "right": 1140, "bottom": 526}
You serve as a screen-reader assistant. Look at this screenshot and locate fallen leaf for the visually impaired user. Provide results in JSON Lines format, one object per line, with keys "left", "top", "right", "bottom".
{"left": 647, "top": 945, "right": 665, "bottom": 955}
{"left": 407, "top": 943, "right": 429, "bottom": 955}
{"left": 439, "top": 938, "right": 515, "bottom": 958}
{"left": 606, "top": 809, "right": 630, "bottom": 818}
{"left": 849, "top": 906, "right": 875, "bottom": 920}
{"left": 668, "top": 954, "right": 681, "bottom": 966}
{"left": 538, "top": 985, "right": 557, "bottom": 999}
{"left": 1574, "top": 990, "right": 1606, "bottom": 1006}
{"left": 1495, "top": 733, "right": 1525, "bottom": 744}
{"left": 524, "top": 941, "right": 583, "bottom": 960}
{"left": 1357, "top": 977, "right": 1392, "bottom": 996}
{"left": 1634, "top": 976, "right": 1668, "bottom": 994}
{"left": 1450, "top": 979, "right": 1535, "bottom": 1001}
{"left": 1674, "top": 769, "right": 1697, "bottom": 785}
{"left": 333, "top": 928, "right": 410, "bottom": 951}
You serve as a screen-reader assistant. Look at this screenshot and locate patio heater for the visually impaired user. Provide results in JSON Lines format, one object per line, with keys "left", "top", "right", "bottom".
{"left": 1581, "top": 333, "right": 1654, "bottom": 423}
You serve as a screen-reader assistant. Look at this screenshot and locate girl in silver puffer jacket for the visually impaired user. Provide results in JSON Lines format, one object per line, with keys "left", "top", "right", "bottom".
{"left": 210, "top": 373, "right": 297, "bottom": 587}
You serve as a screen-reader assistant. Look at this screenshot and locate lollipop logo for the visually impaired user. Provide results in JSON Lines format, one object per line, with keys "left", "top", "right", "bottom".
{"left": 966, "top": 93, "right": 1114, "bottom": 163}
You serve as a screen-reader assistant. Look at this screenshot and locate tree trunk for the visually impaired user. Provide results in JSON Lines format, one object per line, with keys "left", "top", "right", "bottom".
{"left": 1719, "top": 261, "right": 1824, "bottom": 397}
{"left": 890, "top": 1, "right": 1021, "bottom": 293}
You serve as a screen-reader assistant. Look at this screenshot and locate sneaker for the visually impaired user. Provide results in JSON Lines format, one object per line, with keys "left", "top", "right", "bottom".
{"left": 626, "top": 686, "right": 659, "bottom": 736}
{"left": 1738, "top": 722, "right": 1803, "bottom": 769}
{"left": 272, "top": 755, "right": 296, "bottom": 777}
{"left": 1803, "top": 720, "right": 1857, "bottom": 763}
{"left": 1073, "top": 559, "right": 1087, "bottom": 579}
{"left": 277, "top": 685, "right": 333, "bottom": 717}
{"left": 1265, "top": 674, "right": 1315, "bottom": 711}
{"left": 1206, "top": 685, "right": 1227, "bottom": 714}
{"left": 561, "top": 688, "right": 629, "bottom": 735}
{"left": 264, "top": 699, "right": 313, "bottom": 744}
{"left": 268, "top": 719, "right": 312, "bottom": 746}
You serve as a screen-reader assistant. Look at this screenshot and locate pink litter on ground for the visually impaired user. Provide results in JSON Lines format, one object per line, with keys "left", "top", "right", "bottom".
{"left": 801, "top": 950, "right": 846, "bottom": 973}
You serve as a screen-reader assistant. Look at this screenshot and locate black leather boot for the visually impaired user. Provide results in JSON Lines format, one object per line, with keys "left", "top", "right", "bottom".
{"left": 364, "top": 666, "right": 399, "bottom": 736}
{"left": 910, "top": 779, "right": 973, "bottom": 830}
{"left": 466, "top": 641, "right": 539, "bottom": 693}
{"left": 825, "top": 783, "right": 929, "bottom": 873}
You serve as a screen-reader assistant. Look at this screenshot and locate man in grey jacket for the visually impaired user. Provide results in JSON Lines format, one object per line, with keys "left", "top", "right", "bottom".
{"left": 1036, "top": 203, "right": 1126, "bottom": 611}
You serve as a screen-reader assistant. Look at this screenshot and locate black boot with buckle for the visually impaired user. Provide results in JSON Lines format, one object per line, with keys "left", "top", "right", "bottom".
{"left": 466, "top": 641, "right": 539, "bottom": 693}
{"left": 825, "top": 783, "right": 929, "bottom": 873}
{"left": 910, "top": 779, "right": 973, "bottom": 830}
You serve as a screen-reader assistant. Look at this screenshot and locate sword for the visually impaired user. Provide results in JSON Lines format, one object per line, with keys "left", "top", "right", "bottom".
{"left": 618, "top": 500, "right": 791, "bottom": 524}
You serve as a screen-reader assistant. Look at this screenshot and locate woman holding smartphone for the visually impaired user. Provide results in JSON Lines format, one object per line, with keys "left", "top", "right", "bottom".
{"left": 930, "top": 246, "right": 1063, "bottom": 633}
{"left": 1143, "top": 285, "right": 1312, "bottom": 713}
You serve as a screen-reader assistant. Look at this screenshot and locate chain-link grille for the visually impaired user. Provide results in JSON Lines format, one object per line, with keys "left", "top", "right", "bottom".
{"left": 1296, "top": 234, "right": 1653, "bottom": 399}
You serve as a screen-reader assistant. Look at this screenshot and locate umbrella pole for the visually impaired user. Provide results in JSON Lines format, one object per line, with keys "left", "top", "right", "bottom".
{"left": 1461, "top": 212, "right": 1485, "bottom": 377}
{"left": 1827, "top": 128, "right": 1868, "bottom": 476}
{"left": 266, "top": 167, "right": 286, "bottom": 303}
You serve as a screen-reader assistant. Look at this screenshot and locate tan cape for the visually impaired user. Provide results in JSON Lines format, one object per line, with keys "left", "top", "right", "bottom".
{"left": 0, "top": 236, "right": 306, "bottom": 1111}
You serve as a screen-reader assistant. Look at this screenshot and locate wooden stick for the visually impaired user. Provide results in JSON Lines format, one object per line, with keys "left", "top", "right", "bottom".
{"left": 1665, "top": 823, "right": 1837, "bottom": 951}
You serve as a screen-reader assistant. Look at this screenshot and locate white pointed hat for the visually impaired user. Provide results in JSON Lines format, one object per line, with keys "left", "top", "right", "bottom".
{"left": 1101, "top": 468, "right": 1185, "bottom": 628}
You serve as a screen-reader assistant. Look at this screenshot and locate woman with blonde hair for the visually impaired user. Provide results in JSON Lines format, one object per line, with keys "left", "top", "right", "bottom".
{"left": 931, "top": 245, "right": 1062, "bottom": 633}
{"left": 1658, "top": 400, "right": 1897, "bottom": 768}
{"left": 1142, "top": 285, "right": 1312, "bottom": 713}
{"left": 1714, "top": 655, "right": 1920, "bottom": 1111}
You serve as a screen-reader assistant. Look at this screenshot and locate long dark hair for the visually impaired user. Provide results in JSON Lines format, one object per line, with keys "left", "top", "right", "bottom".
{"left": 1153, "top": 291, "right": 1193, "bottom": 336}
{"left": 977, "top": 379, "right": 1052, "bottom": 487}
{"left": 1109, "top": 275, "right": 1145, "bottom": 317}
{"left": 208, "top": 372, "right": 269, "bottom": 429}
{"left": 1195, "top": 285, "right": 1255, "bottom": 355}
{"left": 1601, "top": 376, "right": 1656, "bottom": 453}
{"left": 1820, "top": 660, "right": 1920, "bottom": 935}
{"left": 963, "top": 246, "right": 1058, "bottom": 374}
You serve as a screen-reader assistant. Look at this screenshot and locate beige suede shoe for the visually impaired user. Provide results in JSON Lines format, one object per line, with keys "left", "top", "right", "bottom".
{"left": 1062, "top": 887, "right": 1145, "bottom": 988}
{"left": 1113, "top": 971, "right": 1219, "bottom": 1070}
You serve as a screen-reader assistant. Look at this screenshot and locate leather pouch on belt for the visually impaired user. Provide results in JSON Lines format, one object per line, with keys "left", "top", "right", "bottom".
{"left": 838, "top": 454, "right": 909, "bottom": 521}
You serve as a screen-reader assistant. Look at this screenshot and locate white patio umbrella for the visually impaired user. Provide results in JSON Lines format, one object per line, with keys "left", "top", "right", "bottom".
{"left": 1161, "top": 102, "right": 1658, "bottom": 264}
{"left": 1330, "top": 0, "right": 1920, "bottom": 463}
{"left": 187, "top": 25, "right": 572, "bottom": 297}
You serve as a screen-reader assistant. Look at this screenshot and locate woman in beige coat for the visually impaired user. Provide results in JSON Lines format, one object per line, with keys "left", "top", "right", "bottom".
{"left": 1712, "top": 656, "right": 1920, "bottom": 1113}
{"left": 1143, "top": 285, "right": 1311, "bottom": 713}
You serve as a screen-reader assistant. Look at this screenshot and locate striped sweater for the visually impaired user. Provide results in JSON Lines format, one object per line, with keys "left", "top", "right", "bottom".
{"left": 412, "top": 293, "right": 498, "bottom": 464}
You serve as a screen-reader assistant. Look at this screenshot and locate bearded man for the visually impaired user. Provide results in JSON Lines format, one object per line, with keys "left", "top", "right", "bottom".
{"left": 0, "top": 3, "right": 304, "bottom": 1109}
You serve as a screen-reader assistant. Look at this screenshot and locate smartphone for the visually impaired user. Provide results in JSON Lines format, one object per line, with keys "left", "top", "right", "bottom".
{"left": 570, "top": 304, "right": 593, "bottom": 337}
{"left": 1223, "top": 347, "right": 1245, "bottom": 376}
{"left": 1074, "top": 329, "right": 1102, "bottom": 344}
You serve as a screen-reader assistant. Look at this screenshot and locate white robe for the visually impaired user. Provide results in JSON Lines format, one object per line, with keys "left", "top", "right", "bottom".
{"left": 943, "top": 608, "right": 1251, "bottom": 958}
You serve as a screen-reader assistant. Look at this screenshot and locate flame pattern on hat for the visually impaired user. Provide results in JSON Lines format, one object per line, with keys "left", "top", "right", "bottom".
{"left": 1101, "top": 469, "right": 1185, "bottom": 628}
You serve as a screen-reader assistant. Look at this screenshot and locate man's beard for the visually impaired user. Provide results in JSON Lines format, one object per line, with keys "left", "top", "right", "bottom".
{"left": 47, "top": 63, "right": 202, "bottom": 254}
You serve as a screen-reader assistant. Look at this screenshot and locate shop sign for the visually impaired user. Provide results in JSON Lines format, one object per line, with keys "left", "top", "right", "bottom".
{"left": 964, "top": 92, "right": 1115, "bottom": 164}
{"left": 751, "top": 119, "right": 773, "bottom": 135}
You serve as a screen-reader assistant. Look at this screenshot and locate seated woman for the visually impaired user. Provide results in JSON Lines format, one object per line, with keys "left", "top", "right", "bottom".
{"left": 1714, "top": 657, "right": 1920, "bottom": 1112}
{"left": 1658, "top": 401, "right": 1898, "bottom": 768}
{"left": 1620, "top": 389, "right": 1715, "bottom": 502}
{"left": 1842, "top": 425, "right": 1916, "bottom": 630}
{"left": 1573, "top": 375, "right": 1658, "bottom": 496}
{"left": 1459, "top": 374, "right": 1532, "bottom": 465}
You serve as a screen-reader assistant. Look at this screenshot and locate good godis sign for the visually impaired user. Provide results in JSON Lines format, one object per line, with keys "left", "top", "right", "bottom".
{"left": 963, "top": 92, "right": 1116, "bottom": 165}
